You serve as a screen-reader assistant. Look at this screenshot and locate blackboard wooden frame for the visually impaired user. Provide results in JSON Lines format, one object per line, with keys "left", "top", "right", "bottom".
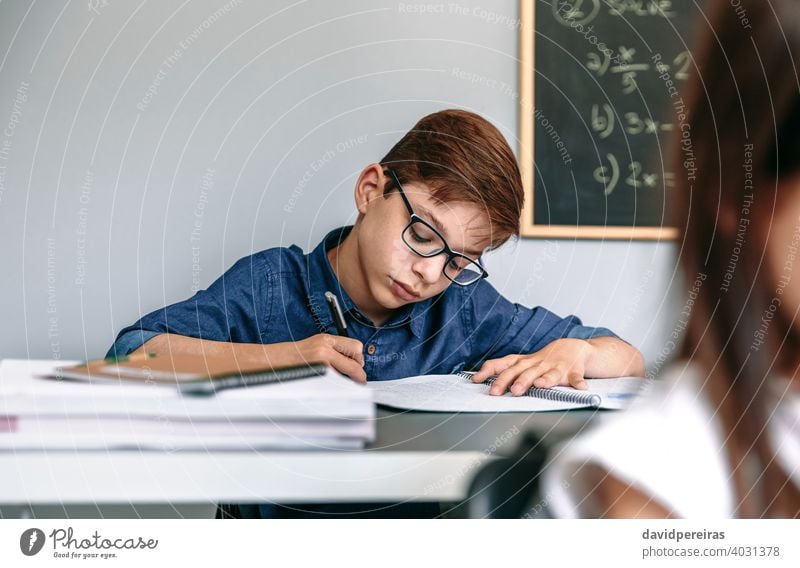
{"left": 518, "top": 0, "right": 678, "bottom": 240}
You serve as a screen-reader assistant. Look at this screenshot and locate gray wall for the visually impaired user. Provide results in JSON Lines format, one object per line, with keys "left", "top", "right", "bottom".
{"left": 0, "top": 0, "right": 679, "bottom": 366}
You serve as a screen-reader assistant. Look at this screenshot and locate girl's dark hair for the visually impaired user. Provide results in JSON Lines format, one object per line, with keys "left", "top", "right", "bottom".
{"left": 677, "top": 0, "right": 800, "bottom": 516}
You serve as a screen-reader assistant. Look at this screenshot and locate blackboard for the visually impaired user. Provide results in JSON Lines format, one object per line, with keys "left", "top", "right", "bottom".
{"left": 519, "top": 0, "right": 705, "bottom": 239}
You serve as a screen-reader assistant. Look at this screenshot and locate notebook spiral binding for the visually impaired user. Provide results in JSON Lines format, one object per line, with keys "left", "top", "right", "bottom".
{"left": 184, "top": 363, "right": 328, "bottom": 395}
{"left": 227, "top": 365, "right": 325, "bottom": 386}
{"left": 224, "top": 364, "right": 326, "bottom": 385}
{"left": 456, "top": 371, "right": 602, "bottom": 408}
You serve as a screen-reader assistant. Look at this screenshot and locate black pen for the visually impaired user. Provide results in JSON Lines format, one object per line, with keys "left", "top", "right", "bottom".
{"left": 324, "top": 291, "right": 349, "bottom": 337}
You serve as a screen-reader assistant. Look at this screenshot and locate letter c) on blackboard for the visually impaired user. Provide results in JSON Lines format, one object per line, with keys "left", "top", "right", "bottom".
{"left": 593, "top": 153, "right": 620, "bottom": 196}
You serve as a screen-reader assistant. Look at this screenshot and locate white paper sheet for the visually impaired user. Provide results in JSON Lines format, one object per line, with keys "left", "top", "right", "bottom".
{"left": 0, "top": 360, "right": 375, "bottom": 450}
{"left": 0, "top": 359, "right": 374, "bottom": 420}
{"left": 368, "top": 374, "right": 648, "bottom": 413}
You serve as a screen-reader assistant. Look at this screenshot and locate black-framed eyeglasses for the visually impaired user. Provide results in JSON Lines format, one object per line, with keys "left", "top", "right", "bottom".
{"left": 383, "top": 169, "right": 488, "bottom": 286}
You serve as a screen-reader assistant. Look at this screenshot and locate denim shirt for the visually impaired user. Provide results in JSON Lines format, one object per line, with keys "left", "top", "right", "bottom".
{"left": 108, "top": 226, "right": 619, "bottom": 379}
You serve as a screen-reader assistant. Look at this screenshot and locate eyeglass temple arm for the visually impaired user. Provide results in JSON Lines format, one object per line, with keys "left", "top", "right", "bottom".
{"left": 383, "top": 169, "right": 416, "bottom": 213}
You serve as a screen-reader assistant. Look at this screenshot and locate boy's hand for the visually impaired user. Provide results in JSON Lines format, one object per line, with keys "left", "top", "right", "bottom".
{"left": 471, "top": 338, "right": 593, "bottom": 396}
{"left": 290, "top": 334, "right": 367, "bottom": 383}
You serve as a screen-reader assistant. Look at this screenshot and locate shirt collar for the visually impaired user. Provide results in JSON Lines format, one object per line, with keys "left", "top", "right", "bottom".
{"left": 306, "top": 226, "right": 427, "bottom": 338}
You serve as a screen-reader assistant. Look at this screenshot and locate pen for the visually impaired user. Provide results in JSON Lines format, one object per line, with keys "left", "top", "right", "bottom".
{"left": 324, "top": 291, "right": 349, "bottom": 337}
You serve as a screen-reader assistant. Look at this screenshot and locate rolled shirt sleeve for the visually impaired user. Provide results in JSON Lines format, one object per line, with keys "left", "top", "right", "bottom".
{"left": 106, "top": 329, "right": 161, "bottom": 358}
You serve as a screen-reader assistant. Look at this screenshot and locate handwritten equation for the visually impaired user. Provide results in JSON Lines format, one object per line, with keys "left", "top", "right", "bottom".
{"left": 584, "top": 45, "right": 687, "bottom": 195}
{"left": 538, "top": 0, "right": 699, "bottom": 212}
{"left": 587, "top": 46, "right": 690, "bottom": 94}
{"left": 591, "top": 106, "right": 674, "bottom": 139}
{"left": 584, "top": 46, "right": 687, "bottom": 195}
{"left": 553, "top": 0, "right": 677, "bottom": 27}
{"left": 593, "top": 153, "right": 676, "bottom": 196}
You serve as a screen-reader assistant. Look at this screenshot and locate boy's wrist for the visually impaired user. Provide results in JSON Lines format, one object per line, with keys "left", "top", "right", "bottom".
{"left": 581, "top": 338, "right": 601, "bottom": 369}
{"left": 584, "top": 336, "right": 645, "bottom": 377}
{"left": 239, "top": 342, "right": 293, "bottom": 368}
{"left": 551, "top": 337, "right": 598, "bottom": 368}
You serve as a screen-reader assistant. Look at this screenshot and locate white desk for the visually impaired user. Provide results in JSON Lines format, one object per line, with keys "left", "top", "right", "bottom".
{"left": 0, "top": 409, "right": 594, "bottom": 512}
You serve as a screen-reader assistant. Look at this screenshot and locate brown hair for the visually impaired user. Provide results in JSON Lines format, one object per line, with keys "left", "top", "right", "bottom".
{"left": 676, "top": 0, "right": 800, "bottom": 517}
{"left": 379, "top": 109, "right": 523, "bottom": 250}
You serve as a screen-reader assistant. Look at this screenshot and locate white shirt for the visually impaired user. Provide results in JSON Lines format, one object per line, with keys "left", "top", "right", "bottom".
{"left": 543, "top": 363, "right": 800, "bottom": 518}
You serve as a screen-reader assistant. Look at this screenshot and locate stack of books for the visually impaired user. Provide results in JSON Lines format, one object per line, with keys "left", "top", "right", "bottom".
{"left": 0, "top": 356, "right": 374, "bottom": 451}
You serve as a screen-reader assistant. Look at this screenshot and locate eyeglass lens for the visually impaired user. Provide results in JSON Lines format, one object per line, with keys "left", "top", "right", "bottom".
{"left": 402, "top": 222, "right": 482, "bottom": 284}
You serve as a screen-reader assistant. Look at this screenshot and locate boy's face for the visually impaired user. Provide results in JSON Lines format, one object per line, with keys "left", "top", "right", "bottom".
{"left": 353, "top": 166, "right": 492, "bottom": 313}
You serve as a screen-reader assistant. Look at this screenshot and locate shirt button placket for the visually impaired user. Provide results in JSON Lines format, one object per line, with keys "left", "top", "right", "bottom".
{"left": 364, "top": 338, "right": 381, "bottom": 379}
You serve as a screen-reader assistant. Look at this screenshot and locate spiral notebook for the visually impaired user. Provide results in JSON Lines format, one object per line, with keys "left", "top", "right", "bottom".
{"left": 47, "top": 353, "right": 328, "bottom": 395}
{"left": 368, "top": 371, "right": 648, "bottom": 413}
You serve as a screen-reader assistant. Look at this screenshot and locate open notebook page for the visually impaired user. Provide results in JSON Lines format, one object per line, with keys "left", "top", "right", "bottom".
{"left": 368, "top": 374, "right": 648, "bottom": 413}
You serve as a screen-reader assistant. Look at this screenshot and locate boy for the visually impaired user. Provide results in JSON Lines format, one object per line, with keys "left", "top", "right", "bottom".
{"left": 108, "top": 109, "right": 644, "bottom": 516}
{"left": 109, "top": 109, "right": 643, "bottom": 387}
